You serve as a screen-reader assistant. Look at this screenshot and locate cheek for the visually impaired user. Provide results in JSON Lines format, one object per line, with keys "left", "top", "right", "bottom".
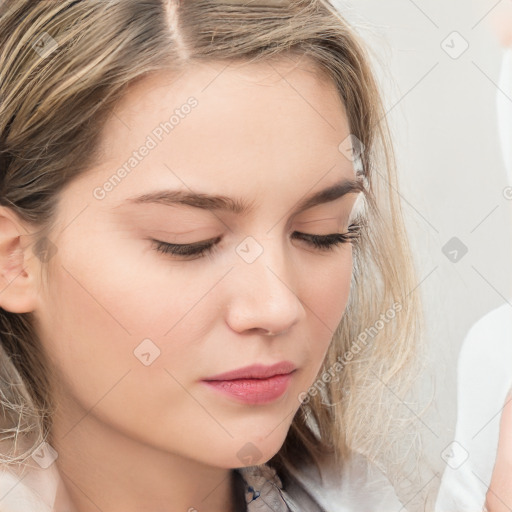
{"left": 38, "top": 251, "right": 228, "bottom": 458}
{"left": 36, "top": 230, "right": 219, "bottom": 412}
{"left": 295, "top": 249, "right": 354, "bottom": 380}
{"left": 303, "top": 248, "right": 353, "bottom": 333}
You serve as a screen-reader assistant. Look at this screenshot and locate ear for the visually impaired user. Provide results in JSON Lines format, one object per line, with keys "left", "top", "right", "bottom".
{"left": 0, "top": 206, "right": 41, "bottom": 314}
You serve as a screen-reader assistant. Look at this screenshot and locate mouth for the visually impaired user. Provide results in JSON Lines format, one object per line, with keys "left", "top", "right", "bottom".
{"left": 203, "top": 361, "right": 297, "bottom": 381}
{"left": 201, "top": 371, "right": 296, "bottom": 405}
{"left": 201, "top": 362, "right": 298, "bottom": 405}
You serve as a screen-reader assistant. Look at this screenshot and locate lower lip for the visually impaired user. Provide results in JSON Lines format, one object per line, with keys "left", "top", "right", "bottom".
{"left": 202, "top": 372, "right": 294, "bottom": 405}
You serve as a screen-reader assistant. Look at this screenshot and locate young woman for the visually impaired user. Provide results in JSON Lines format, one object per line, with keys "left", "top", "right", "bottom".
{"left": 0, "top": 1, "right": 423, "bottom": 510}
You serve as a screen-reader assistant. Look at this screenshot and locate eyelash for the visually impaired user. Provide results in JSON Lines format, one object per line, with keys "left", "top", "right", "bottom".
{"left": 151, "top": 223, "right": 362, "bottom": 260}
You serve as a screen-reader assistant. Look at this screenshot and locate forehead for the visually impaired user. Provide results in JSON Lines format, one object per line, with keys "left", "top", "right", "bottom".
{"left": 75, "top": 56, "right": 356, "bottom": 219}
{"left": 96, "top": 55, "right": 350, "bottom": 161}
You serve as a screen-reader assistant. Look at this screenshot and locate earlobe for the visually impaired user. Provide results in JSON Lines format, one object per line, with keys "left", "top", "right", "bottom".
{"left": 0, "top": 207, "right": 40, "bottom": 314}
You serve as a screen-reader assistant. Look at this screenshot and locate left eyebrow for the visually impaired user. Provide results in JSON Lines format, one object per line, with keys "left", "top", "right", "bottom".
{"left": 121, "top": 177, "right": 365, "bottom": 216}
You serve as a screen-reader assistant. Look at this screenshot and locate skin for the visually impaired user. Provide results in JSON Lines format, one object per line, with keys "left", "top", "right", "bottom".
{"left": 0, "top": 56, "right": 362, "bottom": 512}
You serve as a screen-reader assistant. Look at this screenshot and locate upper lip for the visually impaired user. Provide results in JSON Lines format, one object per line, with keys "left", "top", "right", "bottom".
{"left": 203, "top": 361, "right": 297, "bottom": 381}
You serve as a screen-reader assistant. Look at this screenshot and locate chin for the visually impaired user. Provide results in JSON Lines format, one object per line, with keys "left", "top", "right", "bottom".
{"left": 209, "top": 435, "right": 287, "bottom": 469}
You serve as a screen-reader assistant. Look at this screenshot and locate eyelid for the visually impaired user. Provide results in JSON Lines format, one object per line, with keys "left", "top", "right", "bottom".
{"left": 147, "top": 228, "right": 220, "bottom": 241}
{"left": 151, "top": 234, "right": 222, "bottom": 249}
{"left": 151, "top": 222, "right": 362, "bottom": 260}
{"left": 294, "top": 217, "right": 345, "bottom": 231}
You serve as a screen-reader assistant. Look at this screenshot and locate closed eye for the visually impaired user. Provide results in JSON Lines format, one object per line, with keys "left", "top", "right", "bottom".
{"left": 150, "top": 223, "right": 362, "bottom": 261}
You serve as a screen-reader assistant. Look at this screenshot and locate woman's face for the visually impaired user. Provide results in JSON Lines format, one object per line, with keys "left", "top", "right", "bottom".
{"left": 33, "top": 56, "right": 361, "bottom": 469}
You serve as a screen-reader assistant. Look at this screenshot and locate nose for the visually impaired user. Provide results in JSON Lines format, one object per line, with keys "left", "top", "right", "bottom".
{"left": 225, "top": 236, "right": 305, "bottom": 337}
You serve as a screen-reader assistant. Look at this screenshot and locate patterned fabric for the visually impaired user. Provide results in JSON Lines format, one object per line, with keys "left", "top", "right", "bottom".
{"left": 237, "top": 463, "right": 302, "bottom": 512}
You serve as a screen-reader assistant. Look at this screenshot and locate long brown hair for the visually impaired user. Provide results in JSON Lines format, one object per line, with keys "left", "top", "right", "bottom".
{"left": 0, "top": 0, "right": 423, "bottom": 497}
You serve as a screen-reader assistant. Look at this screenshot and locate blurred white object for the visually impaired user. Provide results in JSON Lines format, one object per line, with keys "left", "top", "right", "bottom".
{"left": 435, "top": 305, "right": 512, "bottom": 510}
{"left": 435, "top": 48, "right": 512, "bottom": 510}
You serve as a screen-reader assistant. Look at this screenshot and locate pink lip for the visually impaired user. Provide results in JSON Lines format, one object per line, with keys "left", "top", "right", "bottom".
{"left": 203, "top": 361, "right": 297, "bottom": 381}
{"left": 202, "top": 362, "right": 297, "bottom": 405}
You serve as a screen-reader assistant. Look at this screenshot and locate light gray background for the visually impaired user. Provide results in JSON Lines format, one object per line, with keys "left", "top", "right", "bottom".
{"left": 337, "top": 0, "right": 512, "bottom": 506}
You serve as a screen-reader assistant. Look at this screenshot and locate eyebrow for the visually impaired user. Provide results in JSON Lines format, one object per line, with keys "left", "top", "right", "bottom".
{"left": 123, "top": 178, "right": 365, "bottom": 216}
